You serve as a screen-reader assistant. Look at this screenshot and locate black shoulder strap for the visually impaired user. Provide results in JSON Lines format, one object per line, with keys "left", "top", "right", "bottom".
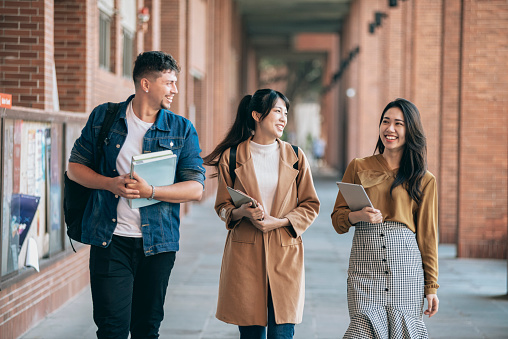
{"left": 94, "top": 102, "right": 120, "bottom": 171}
{"left": 229, "top": 143, "right": 298, "bottom": 185}
{"left": 229, "top": 144, "right": 237, "bottom": 185}
{"left": 292, "top": 145, "right": 299, "bottom": 170}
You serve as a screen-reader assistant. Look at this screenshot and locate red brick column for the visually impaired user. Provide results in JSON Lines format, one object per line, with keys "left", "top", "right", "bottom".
{"left": 457, "top": 0, "right": 508, "bottom": 258}
{"left": 410, "top": 0, "right": 443, "bottom": 177}
{"left": 160, "top": 0, "right": 187, "bottom": 119}
{"left": 142, "top": 0, "right": 161, "bottom": 51}
{"left": 210, "top": 0, "right": 234, "bottom": 145}
{"left": 54, "top": 0, "right": 88, "bottom": 112}
{"left": 439, "top": 0, "right": 462, "bottom": 244}
{"left": 383, "top": 3, "right": 403, "bottom": 100}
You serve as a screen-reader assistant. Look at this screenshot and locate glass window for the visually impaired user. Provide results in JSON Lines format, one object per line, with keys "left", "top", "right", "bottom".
{"left": 1, "top": 120, "right": 63, "bottom": 277}
{"left": 120, "top": 0, "right": 136, "bottom": 33}
{"left": 47, "top": 124, "right": 63, "bottom": 255}
{"left": 120, "top": 0, "right": 136, "bottom": 78}
{"left": 99, "top": 11, "right": 112, "bottom": 71}
{"left": 123, "top": 29, "right": 134, "bottom": 78}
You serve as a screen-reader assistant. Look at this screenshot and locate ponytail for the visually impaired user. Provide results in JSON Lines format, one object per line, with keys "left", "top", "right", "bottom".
{"left": 202, "top": 95, "right": 254, "bottom": 172}
{"left": 203, "top": 89, "right": 290, "bottom": 176}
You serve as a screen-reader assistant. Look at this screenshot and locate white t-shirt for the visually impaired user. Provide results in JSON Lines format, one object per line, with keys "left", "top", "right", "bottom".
{"left": 249, "top": 141, "right": 280, "bottom": 216}
{"left": 114, "top": 101, "right": 153, "bottom": 237}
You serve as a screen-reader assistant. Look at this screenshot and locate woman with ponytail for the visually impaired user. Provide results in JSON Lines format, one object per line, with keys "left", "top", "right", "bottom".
{"left": 331, "top": 98, "right": 439, "bottom": 338}
{"left": 204, "top": 89, "right": 320, "bottom": 338}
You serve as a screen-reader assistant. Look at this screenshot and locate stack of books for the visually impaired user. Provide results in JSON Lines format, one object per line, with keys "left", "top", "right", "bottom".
{"left": 128, "top": 150, "right": 177, "bottom": 209}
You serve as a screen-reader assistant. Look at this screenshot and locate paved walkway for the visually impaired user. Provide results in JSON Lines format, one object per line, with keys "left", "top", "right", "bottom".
{"left": 20, "top": 173, "right": 508, "bottom": 339}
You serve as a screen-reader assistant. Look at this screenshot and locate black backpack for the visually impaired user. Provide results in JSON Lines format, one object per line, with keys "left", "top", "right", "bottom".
{"left": 229, "top": 143, "right": 299, "bottom": 185}
{"left": 64, "top": 102, "right": 120, "bottom": 251}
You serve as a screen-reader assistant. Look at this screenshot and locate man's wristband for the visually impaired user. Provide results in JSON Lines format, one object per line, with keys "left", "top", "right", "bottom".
{"left": 147, "top": 185, "right": 155, "bottom": 200}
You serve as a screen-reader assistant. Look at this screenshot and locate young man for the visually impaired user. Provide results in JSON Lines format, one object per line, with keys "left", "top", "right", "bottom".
{"left": 68, "top": 51, "right": 205, "bottom": 339}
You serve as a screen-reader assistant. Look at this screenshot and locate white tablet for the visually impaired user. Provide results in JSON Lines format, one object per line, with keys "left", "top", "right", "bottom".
{"left": 336, "top": 182, "right": 373, "bottom": 211}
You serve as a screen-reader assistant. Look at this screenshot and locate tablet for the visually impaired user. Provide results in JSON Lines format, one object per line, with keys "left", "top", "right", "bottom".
{"left": 227, "top": 187, "right": 258, "bottom": 208}
{"left": 336, "top": 182, "right": 373, "bottom": 211}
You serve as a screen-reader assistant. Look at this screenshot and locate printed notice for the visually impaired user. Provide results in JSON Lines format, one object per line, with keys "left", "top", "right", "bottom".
{"left": 0, "top": 93, "right": 12, "bottom": 109}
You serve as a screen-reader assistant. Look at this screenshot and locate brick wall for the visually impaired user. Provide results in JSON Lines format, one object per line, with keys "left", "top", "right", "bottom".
{"left": 0, "top": 0, "right": 136, "bottom": 113}
{"left": 0, "top": 0, "right": 55, "bottom": 110}
{"left": 457, "top": 0, "right": 508, "bottom": 258}
{"left": 0, "top": 247, "right": 90, "bottom": 339}
{"left": 54, "top": 0, "right": 87, "bottom": 111}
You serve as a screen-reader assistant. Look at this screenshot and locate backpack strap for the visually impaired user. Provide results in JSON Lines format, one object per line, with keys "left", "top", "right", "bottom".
{"left": 94, "top": 102, "right": 120, "bottom": 171}
{"left": 229, "top": 144, "right": 237, "bottom": 185}
{"left": 292, "top": 145, "right": 299, "bottom": 171}
{"left": 292, "top": 145, "right": 299, "bottom": 204}
{"left": 229, "top": 143, "right": 298, "bottom": 186}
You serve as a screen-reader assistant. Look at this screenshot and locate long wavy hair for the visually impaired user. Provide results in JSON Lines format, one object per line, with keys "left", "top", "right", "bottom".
{"left": 203, "top": 89, "right": 290, "bottom": 176}
{"left": 374, "top": 98, "right": 427, "bottom": 205}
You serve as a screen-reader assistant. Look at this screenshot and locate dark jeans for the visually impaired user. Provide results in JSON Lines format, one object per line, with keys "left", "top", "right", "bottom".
{"left": 90, "top": 235, "right": 176, "bottom": 339}
{"left": 238, "top": 290, "right": 295, "bottom": 339}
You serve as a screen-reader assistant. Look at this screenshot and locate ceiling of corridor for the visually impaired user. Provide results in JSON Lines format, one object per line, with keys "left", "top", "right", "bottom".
{"left": 235, "top": 0, "right": 352, "bottom": 59}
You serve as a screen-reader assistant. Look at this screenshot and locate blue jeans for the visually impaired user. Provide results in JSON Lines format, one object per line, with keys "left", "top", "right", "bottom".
{"left": 238, "top": 290, "right": 295, "bottom": 339}
{"left": 90, "top": 235, "right": 176, "bottom": 339}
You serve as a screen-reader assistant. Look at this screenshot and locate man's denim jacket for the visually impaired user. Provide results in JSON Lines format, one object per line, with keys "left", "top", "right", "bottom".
{"left": 69, "top": 95, "right": 205, "bottom": 255}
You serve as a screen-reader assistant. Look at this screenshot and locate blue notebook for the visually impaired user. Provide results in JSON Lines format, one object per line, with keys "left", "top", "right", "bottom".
{"left": 128, "top": 150, "right": 177, "bottom": 209}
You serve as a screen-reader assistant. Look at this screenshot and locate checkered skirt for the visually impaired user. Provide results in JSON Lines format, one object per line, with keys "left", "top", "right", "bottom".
{"left": 343, "top": 221, "right": 428, "bottom": 339}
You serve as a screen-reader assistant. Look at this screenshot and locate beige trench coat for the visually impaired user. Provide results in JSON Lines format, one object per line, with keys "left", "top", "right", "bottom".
{"left": 214, "top": 138, "right": 320, "bottom": 326}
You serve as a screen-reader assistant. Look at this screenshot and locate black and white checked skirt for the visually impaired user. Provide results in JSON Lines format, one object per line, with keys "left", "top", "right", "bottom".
{"left": 343, "top": 221, "right": 428, "bottom": 339}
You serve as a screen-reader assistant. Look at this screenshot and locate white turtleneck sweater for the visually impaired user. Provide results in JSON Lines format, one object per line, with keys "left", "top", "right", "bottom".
{"left": 249, "top": 140, "right": 280, "bottom": 216}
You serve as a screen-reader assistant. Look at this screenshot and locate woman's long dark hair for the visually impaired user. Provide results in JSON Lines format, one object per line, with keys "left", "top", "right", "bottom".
{"left": 374, "top": 98, "right": 427, "bottom": 205}
{"left": 203, "top": 89, "right": 290, "bottom": 176}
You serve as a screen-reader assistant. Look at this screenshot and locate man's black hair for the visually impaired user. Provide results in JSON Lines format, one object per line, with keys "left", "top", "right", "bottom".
{"left": 132, "top": 51, "right": 180, "bottom": 84}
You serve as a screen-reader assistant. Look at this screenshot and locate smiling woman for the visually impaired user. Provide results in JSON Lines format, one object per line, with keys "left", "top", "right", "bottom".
{"left": 203, "top": 89, "right": 320, "bottom": 338}
{"left": 332, "top": 98, "right": 439, "bottom": 339}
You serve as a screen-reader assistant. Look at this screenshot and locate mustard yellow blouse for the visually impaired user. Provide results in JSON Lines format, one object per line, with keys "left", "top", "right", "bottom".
{"left": 331, "top": 154, "right": 439, "bottom": 295}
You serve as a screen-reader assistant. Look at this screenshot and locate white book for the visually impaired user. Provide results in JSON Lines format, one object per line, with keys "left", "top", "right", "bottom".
{"left": 131, "top": 149, "right": 175, "bottom": 162}
{"left": 128, "top": 150, "right": 177, "bottom": 209}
